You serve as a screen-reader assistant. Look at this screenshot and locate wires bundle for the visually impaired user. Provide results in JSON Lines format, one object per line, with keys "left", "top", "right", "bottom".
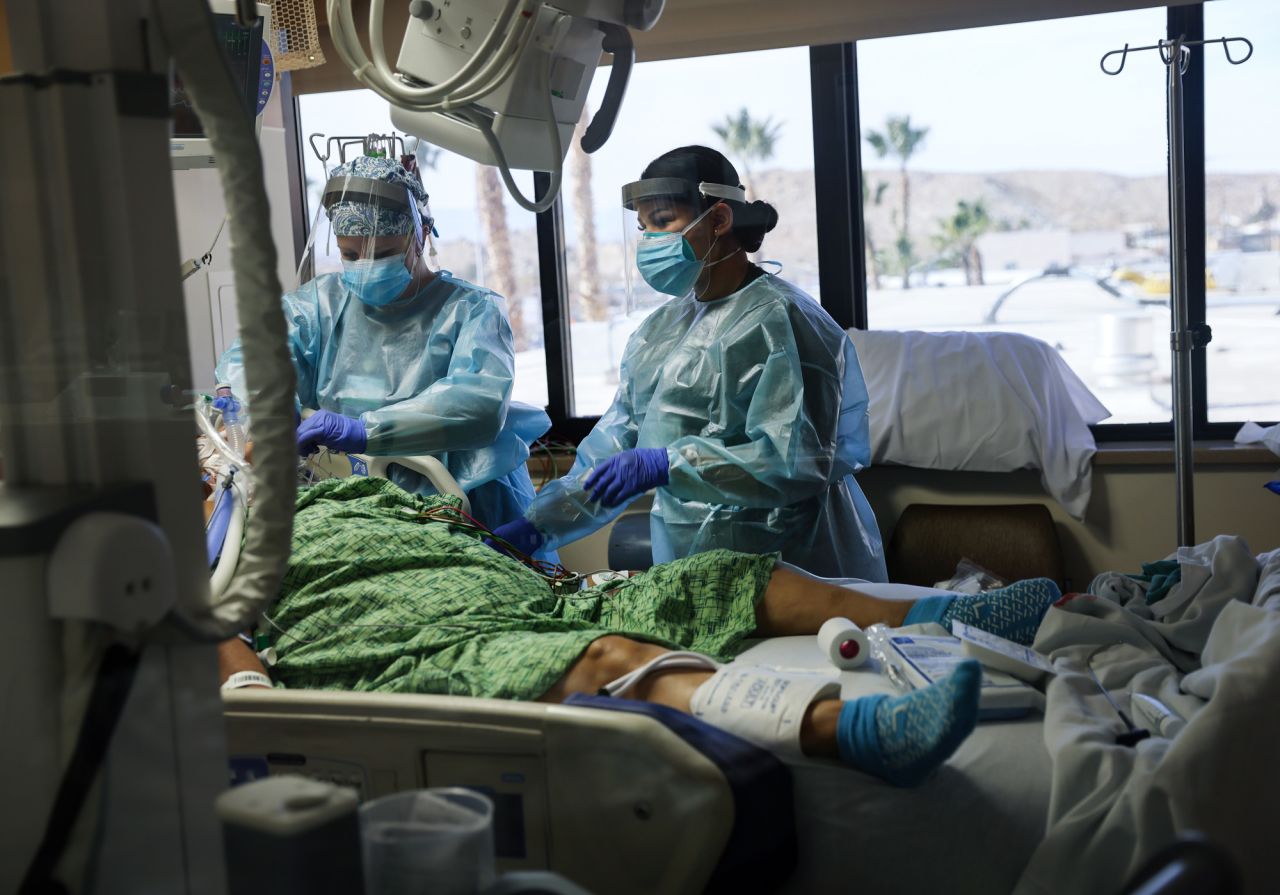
{"left": 529, "top": 437, "right": 577, "bottom": 491}
{"left": 412, "top": 503, "right": 580, "bottom": 589}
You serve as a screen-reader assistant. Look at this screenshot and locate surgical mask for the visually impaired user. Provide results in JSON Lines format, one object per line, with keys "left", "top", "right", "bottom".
{"left": 635, "top": 206, "right": 720, "bottom": 297}
{"left": 342, "top": 251, "right": 413, "bottom": 306}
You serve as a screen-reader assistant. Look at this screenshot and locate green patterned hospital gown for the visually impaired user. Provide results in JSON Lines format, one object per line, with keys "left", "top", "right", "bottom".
{"left": 268, "top": 477, "right": 777, "bottom": 701}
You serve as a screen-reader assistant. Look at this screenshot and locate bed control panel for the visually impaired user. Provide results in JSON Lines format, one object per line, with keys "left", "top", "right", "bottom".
{"left": 423, "top": 751, "right": 550, "bottom": 871}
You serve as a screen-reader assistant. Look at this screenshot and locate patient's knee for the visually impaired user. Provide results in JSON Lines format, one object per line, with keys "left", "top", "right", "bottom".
{"left": 544, "top": 635, "right": 664, "bottom": 700}
{"left": 581, "top": 635, "right": 659, "bottom": 684}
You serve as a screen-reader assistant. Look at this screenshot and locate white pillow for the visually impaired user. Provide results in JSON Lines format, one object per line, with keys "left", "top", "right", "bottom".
{"left": 847, "top": 328, "right": 1110, "bottom": 520}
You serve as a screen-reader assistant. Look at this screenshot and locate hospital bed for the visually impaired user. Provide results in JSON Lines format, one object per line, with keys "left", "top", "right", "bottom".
{"left": 212, "top": 443, "right": 1055, "bottom": 893}
{"left": 223, "top": 620, "right": 1053, "bottom": 894}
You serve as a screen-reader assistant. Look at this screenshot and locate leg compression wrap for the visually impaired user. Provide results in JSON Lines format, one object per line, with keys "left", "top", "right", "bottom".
{"left": 690, "top": 665, "right": 840, "bottom": 759}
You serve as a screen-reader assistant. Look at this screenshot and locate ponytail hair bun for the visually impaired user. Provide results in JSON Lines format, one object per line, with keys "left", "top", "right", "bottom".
{"left": 734, "top": 199, "right": 779, "bottom": 253}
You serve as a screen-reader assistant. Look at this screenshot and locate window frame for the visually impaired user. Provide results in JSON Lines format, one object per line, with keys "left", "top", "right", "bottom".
{"left": 284, "top": 3, "right": 1268, "bottom": 443}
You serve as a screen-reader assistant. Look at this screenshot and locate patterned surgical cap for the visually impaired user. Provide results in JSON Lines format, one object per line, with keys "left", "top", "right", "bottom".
{"left": 326, "top": 156, "right": 430, "bottom": 237}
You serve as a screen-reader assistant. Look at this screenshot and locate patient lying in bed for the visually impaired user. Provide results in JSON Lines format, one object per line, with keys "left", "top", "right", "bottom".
{"left": 219, "top": 477, "right": 1060, "bottom": 787}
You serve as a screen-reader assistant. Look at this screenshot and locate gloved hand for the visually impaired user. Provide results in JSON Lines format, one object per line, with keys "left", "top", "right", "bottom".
{"left": 296, "top": 410, "right": 367, "bottom": 456}
{"left": 486, "top": 518, "right": 545, "bottom": 558}
{"left": 584, "top": 447, "right": 670, "bottom": 507}
{"left": 212, "top": 394, "right": 241, "bottom": 416}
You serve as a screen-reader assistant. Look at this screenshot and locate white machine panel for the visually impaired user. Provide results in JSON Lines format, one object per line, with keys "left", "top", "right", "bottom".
{"left": 424, "top": 751, "right": 551, "bottom": 869}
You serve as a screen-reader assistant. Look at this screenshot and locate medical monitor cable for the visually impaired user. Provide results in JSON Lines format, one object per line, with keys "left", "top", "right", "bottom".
{"left": 458, "top": 41, "right": 564, "bottom": 213}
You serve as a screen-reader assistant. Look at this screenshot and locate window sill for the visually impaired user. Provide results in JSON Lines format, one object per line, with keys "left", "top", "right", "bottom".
{"left": 1094, "top": 441, "right": 1277, "bottom": 467}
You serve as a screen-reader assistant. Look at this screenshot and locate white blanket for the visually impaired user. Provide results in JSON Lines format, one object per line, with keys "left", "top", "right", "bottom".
{"left": 1015, "top": 537, "right": 1280, "bottom": 894}
{"left": 848, "top": 328, "right": 1110, "bottom": 519}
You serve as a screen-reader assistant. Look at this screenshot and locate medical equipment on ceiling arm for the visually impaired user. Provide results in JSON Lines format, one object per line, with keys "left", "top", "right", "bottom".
{"left": 1, "top": 0, "right": 298, "bottom": 889}
{"left": 326, "top": 0, "right": 665, "bottom": 212}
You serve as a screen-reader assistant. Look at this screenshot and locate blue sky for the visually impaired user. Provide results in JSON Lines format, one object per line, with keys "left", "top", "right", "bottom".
{"left": 299, "top": 0, "right": 1277, "bottom": 235}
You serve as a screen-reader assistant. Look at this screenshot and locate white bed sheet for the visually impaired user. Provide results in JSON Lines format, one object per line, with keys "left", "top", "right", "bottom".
{"left": 734, "top": 581, "right": 1052, "bottom": 894}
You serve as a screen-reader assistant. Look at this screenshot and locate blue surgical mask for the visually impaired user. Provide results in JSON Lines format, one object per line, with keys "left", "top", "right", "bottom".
{"left": 342, "top": 252, "right": 413, "bottom": 306}
{"left": 635, "top": 206, "right": 718, "bottom": 297}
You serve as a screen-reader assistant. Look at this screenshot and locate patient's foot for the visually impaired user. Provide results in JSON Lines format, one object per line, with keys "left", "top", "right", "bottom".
{"left": 836, "top": 661, "right": 981, "bottom": 787}
{"left": 904, "top": 578, "right": 1061, "bottom": 646}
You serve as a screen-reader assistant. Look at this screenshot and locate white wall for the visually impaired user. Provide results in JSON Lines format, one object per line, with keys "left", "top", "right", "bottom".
{"left": 172, "top": 86, "right": 297, "bottom": 393}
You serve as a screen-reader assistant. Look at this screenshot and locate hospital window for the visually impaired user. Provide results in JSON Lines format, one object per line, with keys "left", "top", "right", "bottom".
{"left": 1204, "top": 0, "right": 1280, "bottom": 424}
{"left": 556, "top": 47, "right": 819, "bottom": 418}
{"left": 854, "top": 7, "right": 1175, "bottom": 426}
{"left": 296, "top": 89, "right": 549, "bottom": 409}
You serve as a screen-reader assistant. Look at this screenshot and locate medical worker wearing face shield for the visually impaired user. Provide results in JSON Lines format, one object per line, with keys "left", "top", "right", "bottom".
{"left": 492, "top": 145, "right": 887, "bottom": 580}
{"left": 216, "top": 156, "right": 553, "bottom": 557}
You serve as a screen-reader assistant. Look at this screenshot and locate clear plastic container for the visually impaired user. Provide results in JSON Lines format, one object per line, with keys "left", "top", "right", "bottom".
{"left": 359, "top": 788, "right": 495, "bottom": 895}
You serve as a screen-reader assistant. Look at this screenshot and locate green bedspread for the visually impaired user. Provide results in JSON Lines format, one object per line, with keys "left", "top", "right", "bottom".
{"left": 266, "top": 477, "right": 775, "bottom": 700}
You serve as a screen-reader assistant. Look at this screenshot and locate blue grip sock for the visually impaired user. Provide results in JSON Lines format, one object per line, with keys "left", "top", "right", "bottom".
{"left": 835, "top": 660, "right": 981, "bottom": 787}
{"left": 904, "top": 578, "right": 1062, "bottom": 646}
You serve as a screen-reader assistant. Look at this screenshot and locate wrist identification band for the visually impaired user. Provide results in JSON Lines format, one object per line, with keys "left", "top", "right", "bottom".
{"left": 222, "top": 671, "right": 273, "bottom": 690}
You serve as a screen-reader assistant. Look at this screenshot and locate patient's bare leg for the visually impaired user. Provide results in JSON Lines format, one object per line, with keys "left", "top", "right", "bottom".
{"left": 538, "top": 632, "right": 978, "bottom": 786}
{"left": 753, "top": 564, "right": 913, "bottom": 634}
{"left": 538, "top": 567, "right": 926, "bottom": 755}
{"left": 537, "top": 565, "right": 983, "bottom": 783}
{"left": 539, "top": 564, "right": 914, "bottom": 703}
{"left": 537, "top": 635, "right": 842, "bottom": 756}
{"left": 540, "top": 564, "right": 915, "bottom": 706}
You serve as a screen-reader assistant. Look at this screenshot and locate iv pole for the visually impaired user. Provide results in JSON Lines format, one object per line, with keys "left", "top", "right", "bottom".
{"left": 1099, "top": 34, "right": 1252, "bottom": 547}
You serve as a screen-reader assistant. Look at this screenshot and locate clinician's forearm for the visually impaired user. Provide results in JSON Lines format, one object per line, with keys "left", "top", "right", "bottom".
{"left": 666, "top": 440, "right": 832, "bottom": 507}
{"left": 363, "top": 388, "right": 506, "bottom": 455}
{"left": 525, "top": 474, "right": 631, "bottom": 548}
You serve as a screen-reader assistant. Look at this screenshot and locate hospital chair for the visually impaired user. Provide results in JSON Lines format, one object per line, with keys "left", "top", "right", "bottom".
{"left": 885, "top": 502, "right": 1067, "bottom": 589}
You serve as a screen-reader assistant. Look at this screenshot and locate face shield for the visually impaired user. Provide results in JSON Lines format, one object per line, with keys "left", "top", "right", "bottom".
{"left": 297, "top": 172, "right": 434, "bottom": 303}
{"left": 620, "top": 178, "right": 747, "bottom": 299}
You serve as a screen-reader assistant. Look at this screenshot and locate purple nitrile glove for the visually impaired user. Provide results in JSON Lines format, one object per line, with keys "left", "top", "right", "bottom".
{"left": 584, "top": 447, "right": 670, "bottom": 507}
{"left": 212, "top": 394, "right": 241, "bottom": 416}
{"left": 296, "top": 409, "right": 367, "bottom": 456}
{"left": 486, "top": 518, "right": 545, "bottom": 558}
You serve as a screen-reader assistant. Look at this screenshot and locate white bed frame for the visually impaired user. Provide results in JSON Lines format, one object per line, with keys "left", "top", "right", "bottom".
{"left": 218, "top": 461, "right": 1052, "bottom": 893}
{"left": 223, "top": 689, "right": 734, "bottom": 894}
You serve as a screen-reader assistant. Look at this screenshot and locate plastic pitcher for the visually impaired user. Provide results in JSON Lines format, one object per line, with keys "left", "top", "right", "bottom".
{"left": 360, "top": 788, "right": 496, "bottom": 895}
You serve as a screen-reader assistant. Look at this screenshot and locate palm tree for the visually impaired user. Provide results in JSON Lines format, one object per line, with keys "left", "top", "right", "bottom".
{"left": 865, "top": 115, "right": 929, "bottom": 289}
{"left": 711, "top": 107, "right": 783, "bottom": 201}
{"left": 933, "top": 199, "right": 992, "bottom": 286}
{"left": 476, "top": 166, "right": 524, "bottom": 349}
{"left": 862, "top": 176, "right": 890, "bottom": 290}
{"left": 569, "top": 105, "right": 606, "bottom": 322}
